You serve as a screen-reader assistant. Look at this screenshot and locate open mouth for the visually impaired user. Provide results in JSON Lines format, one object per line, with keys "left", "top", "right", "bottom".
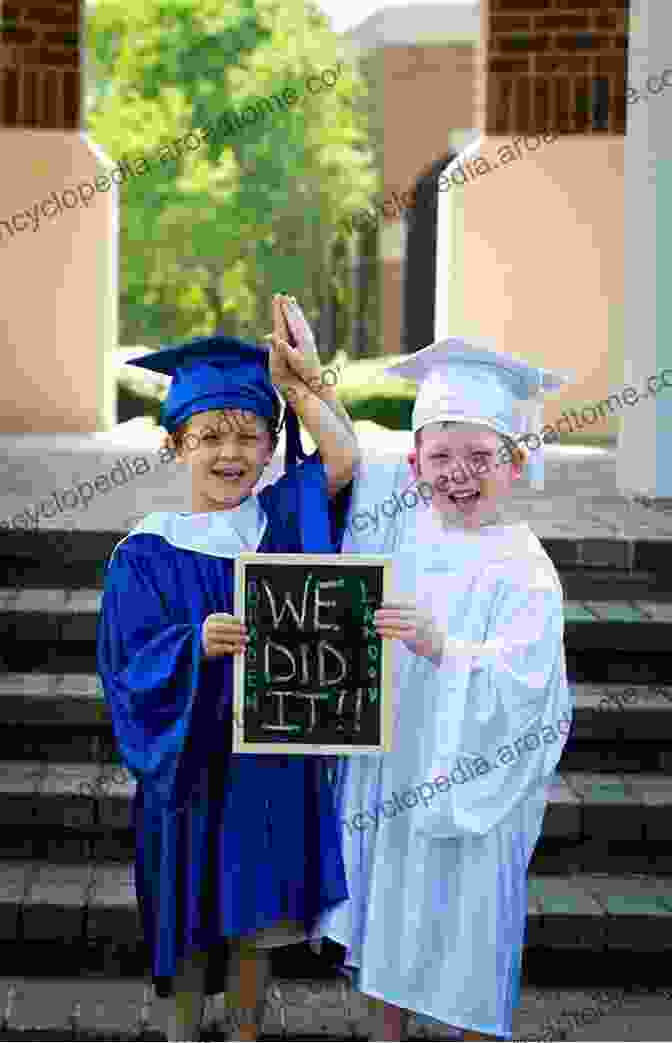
{"left": 449, "top": 491, "right": 480, "bottom": 507}
{"left": 212, "top": 467, "right": 246, "bottom": 481}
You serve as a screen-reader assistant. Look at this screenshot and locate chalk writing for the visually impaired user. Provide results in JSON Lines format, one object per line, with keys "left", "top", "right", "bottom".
{"left": 234, "top": 554, "right": 392, "bottom": 753}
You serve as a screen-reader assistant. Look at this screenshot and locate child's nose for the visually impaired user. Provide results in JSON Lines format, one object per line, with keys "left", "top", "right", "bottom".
{"left": 215, "top": 438, "right": 240, "bottom": 458}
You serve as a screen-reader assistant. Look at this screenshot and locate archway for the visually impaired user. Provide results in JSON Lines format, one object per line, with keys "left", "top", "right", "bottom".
{"left": 401, "top": 150, "right": 457, "bottom": 355}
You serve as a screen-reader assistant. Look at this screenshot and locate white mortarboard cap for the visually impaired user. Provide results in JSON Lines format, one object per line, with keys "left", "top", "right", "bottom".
{"left": 384, "top": 337, "right": 572, "bottom": 491}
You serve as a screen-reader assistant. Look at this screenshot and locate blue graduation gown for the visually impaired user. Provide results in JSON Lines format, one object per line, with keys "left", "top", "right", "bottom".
{"left": 96, "top": 454, "right": 350, "bottom": 997}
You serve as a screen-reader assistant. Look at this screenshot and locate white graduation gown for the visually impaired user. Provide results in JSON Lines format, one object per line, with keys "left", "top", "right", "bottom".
{"left": 320, "top": 457, "right": 573, "bottom": 1039}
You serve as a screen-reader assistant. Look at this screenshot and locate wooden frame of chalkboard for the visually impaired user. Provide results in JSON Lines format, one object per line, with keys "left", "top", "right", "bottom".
{"left": 233, "top": 552, "right": 393, "bottom": 754}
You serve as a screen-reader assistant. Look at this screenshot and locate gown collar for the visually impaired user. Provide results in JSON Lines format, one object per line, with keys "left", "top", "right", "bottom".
{"left": 120, "top": 495, "right": 267, "bottom": 557}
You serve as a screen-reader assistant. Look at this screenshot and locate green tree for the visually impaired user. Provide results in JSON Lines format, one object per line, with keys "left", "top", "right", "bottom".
{"left": 86, "top": 0, "right": 378, "bottom": 357}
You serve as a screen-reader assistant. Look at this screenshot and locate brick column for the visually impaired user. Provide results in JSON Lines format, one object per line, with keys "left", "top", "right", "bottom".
{"left": 1, "top": 0, "right": 81, "bottom": 129}
{"left": 482, "top": 0, "right": 628, "bottom": 135}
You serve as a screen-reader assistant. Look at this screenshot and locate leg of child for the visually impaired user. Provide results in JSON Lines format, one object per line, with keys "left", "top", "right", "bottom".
{"left": 227, "top": 937, "right": 271, "bottom": 1041}
{"left": 168, "top": 949, "right": 208, "bottom": 1042}
{"left": 366, "top": 998, "right": 501, "bottom": 1041}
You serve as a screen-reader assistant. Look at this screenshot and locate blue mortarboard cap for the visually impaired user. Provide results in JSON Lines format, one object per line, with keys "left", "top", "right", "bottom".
{"left": 125, "top": 335, "right": 282, "bottom": 434}
{"left": 126, "top": 334, "right": 311, "bottom": 473}
{"left": 385, "top": 337, "right": 572, "bottom": 490}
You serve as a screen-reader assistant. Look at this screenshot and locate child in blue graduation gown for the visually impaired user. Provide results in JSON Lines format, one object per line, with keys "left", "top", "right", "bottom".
{"left": 96, "top": 330, "right": 359, "bottom": 1041}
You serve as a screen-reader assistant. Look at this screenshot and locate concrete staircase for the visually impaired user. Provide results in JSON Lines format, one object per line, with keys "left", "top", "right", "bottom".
{"left": 1, "top": 528, "right": 672, "bottom": 1039}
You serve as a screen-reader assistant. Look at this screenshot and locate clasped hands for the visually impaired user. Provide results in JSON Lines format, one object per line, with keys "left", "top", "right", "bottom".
{"left": 267, "top": 293, "right": 325, "bottom": 407}
{"left": 202, "top": 601, "right": 444, "bottom": 664}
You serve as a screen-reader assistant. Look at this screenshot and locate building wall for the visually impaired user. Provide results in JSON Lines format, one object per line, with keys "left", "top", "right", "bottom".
{"left": 0, "top": 131, "right": 118, "bottom": 433}
{"left": 0, "top": 0, "right": 80, "bottom": 129}
{"left": 352, "top": 0, "right": 628, "bottom": 391}
{"left": 378, "top": 41, "right": 477, "bottom": 355}
{"left": 447, "top": 0, "right": 629, "bottom": 432}
{"left": 382, "top": 43, "right": 475, "bottom": 196}
{"left": 0, "top": 0, "right": 117, "bottom": 434}
{"left": 436, "top": 133, "right": 624, "bottom": 435}
{"left": 482, "top": 0, "right": 628, "bottom": 136}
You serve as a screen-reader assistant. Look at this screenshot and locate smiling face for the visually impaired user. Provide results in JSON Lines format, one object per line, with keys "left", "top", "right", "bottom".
{"left": 175, "top": 408, "right": 276, "bottom": 512}
{"left": 408, "top": 422, "right": 523, "bottom": 529}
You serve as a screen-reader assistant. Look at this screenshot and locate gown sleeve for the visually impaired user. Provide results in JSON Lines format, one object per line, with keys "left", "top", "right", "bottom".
{"left": 259, "top": 449, "right": 353, "bottom": 552}
{"left": 414, "top": 554, "right": 572, "bottom": 839}
{"left": 96, "top": 537, "right": 225, "bottom": 813}
{"left": 341, "top": 453, "right": 412, "bottom": 554}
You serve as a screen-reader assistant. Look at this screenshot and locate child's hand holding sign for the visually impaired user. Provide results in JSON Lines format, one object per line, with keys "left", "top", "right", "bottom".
{"left": 374, "top": 601, "right": 444, "bottom": 666}
{"left": 202, "top": 613, "right": 248, "bottom": 658}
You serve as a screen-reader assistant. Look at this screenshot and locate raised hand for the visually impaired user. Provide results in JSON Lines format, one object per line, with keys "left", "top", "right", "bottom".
{"left": 272, "top": 294, "right": 293, "bottom": 346}
{"left": 273, "top": 295, "right": 321, "bottom": 367}
{"left": 268, "top": 336, "right": 325, "bottom": 406}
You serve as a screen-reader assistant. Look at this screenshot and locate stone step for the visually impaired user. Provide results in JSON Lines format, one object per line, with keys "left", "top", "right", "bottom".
{"left": 0, "top": 762, "right": 671, "bottom": 871}
{"left": 0, "top": 862, "right": 671, "bottom": 976}
{"left": 561, "top": 567, "right": 672, "bottom": 602}
{"left": 1, "top": 977, "right": 672, "bottom": 1042}
{"left": 2, "top": 678, "right": 672, "bottom": 749}
{"left": 0, "top": 594, "right": 670, "bottom": 677}
{"left": 2, "top": 589, "right": 672, "bottom": 622}
{"left": 3, "top": 681, "right": 672, "bottom": 777}
{"left": 1, "top": 529, "right": 672, "bottom": 589}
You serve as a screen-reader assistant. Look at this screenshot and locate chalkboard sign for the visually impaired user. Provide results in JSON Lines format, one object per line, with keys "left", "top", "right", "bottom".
{"left": 233, "top": 553, "right": 393, "bottom": 754}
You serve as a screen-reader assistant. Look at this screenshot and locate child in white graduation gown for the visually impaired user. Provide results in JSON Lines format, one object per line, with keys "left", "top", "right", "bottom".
{"left": 97, "top": 330, "right": 359, "bottom": 1042}
{"left": 275, "top": 301, "right": 573, "bottom": 1042}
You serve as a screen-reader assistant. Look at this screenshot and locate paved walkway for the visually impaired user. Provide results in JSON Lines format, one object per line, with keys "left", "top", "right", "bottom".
{"left": 1, "top": 421, "right": 671, "bottom": 539}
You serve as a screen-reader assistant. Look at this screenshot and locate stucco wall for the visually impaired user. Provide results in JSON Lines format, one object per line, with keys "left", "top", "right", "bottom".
{"left": 436, "top": 133, "right": 624, "bottom": 435}
{"left": 0, "top": 131, "right": 117, "bottom": 433}
{"left": 382, "top": 43, "right": 475, "bottom": 192}
{"left": 378, "top": 41, "right": 477, "bottom": 357}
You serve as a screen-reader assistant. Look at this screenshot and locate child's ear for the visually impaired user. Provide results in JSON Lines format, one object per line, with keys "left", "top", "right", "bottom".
{"left": 408, "top": 449, "right": 419, "bottom": 480}
{"left": 158, "top": 428, "right": 182, "bottom": 464}
{"left": 163, "top": 429, "right": 189, "bottom": 467}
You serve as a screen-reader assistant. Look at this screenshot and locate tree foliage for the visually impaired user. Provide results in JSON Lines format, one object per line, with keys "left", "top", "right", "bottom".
{"left": 85, "top": 0, "right": 378, "bottom": 356}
